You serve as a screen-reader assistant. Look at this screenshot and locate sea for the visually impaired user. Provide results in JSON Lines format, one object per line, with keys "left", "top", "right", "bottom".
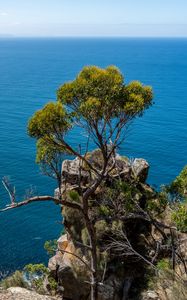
{"left": 0, "top": 37, "right": 187, "bottom": 277}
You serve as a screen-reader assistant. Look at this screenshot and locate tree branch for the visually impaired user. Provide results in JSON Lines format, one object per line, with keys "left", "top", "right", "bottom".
{"left": 0, "top": 195, "right": 83, "bottom": 212}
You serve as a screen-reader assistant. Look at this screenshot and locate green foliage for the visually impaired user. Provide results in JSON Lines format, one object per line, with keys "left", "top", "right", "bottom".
{"left": 44, "top": 240, "right": 57, "bottom": 257}
{"left": 48, "top": 276, "right": 58, "bottom": 291}
{"left": 99, "top": 205, "right": 111, "bottom": 216}
{"left": 68, "top": 190, "right": 80, "bottom": 202}
{"left": 36, "top": 137, "right": 67, "bottom": 168}
{"left": 33, "top": 278, "right": 44, "bottom": 293}
{"left": 157, "top": 258, "right": 170, "bottom": 271}
{"left": 0, "top": 271, "right": 28, "bottom": 289}
{"left": 172, "top": 203, "right": 187, "bottom": 232}
{"left": 23, "top": 263, "right": 56, "bottom": 295}
{"left": 28, "top": 102, "right": 71, "bottom": 139}
{"left": 24, "top": 263, "right": 48, "bottom": 275}
{"left": 0, "top": 264, "right": 51, "bottom": 294}
{"left": 58, "top": 66, "right": 152, "bottom": 121}
{"left": 28, "top": 66, "right": 152, "bottom": 172}
{"left": 168, "top": 165, "right": 187, "bottom": 197}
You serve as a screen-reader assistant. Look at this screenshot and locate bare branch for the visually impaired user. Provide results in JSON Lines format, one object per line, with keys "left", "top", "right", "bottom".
{"left": 2, "top": 177, "right": 16, "bottom": 205}
{"left": 0, "top": 195, "right": 83, "bottom": 212}
{"left": 106, "top": 230, "right": 157, "bottom": 270}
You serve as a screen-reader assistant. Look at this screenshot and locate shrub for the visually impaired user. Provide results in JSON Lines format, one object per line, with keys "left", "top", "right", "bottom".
{"left": 24, "top": 263, "right": 51, "bottom": 295}
{"left": 48, "top": 276, "right": 58, "bottom": 290}
{"left": 157, "top": 258, "right": 170, "bottom": 271}
{"left": 99, "top": 205, "right": 111, "bottom": 216}
{"left": 44, "top": 240, "right": 57, "bottom": 257}
{"left": 24, "top": 263, "right": 48, "bottom": 275}
{"left": 0, "top": 270, "right": 28, "bottom": 289}
{"left": 172, "top": 203, "right": 187, "bottom": 232}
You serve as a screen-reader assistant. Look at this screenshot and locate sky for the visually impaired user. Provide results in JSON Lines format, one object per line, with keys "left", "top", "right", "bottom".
{"left": 0, "top": 0, "right": 187, "bottom": 37}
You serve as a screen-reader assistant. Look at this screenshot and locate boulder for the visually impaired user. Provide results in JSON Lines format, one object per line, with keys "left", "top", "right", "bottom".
{"left": 57, "top": 234, "right": 68, "bottom": 251}
{"left": 61, "top": 158, "right": 90, "bottom": 186}
{"left": 131, "top": 158, "right": 149, "bottom": 182}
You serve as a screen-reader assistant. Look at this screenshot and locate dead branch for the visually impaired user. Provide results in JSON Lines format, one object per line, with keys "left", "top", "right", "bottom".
{"left": 106, "top": 230, "right": 157, "bottom": 270}
{"left": 0, "top": 195, "right": 83, "bottom": 212}
{"left": 2, "top": 177, "right": 16, "bottom": 204}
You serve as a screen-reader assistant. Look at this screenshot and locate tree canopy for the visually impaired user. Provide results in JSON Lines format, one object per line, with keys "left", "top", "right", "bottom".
{"left": 28, "top": 66, "right": 153, "bottom": 165}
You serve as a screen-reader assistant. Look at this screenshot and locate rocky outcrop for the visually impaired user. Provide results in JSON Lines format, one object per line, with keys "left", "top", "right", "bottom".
{"left": 2, "top": 149, "right": 187, "bottom": 299}
{"left": 55, "top": 151, "right": 149, "bottom": 196}
{"left": 50, "top": 150, "right": 187, "bottom": 300}
{"left": 0, "top": 287, "right": 59, "bottom": 300}
{"left": 51, "top": 151, "right": 151, "bottom": 299}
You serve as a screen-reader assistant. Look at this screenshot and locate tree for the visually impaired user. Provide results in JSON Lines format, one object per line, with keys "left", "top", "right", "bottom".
{"left": 1, "top": 66, "right": 153, "bottom": 300}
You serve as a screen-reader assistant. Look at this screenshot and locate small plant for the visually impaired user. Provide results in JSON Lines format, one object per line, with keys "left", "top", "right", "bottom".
{"left": 99, "top": 205, "right": 111, "bottom": 216}
{"left": 157, "top": 258, "right": 170, "bottom": 271}
{"left": 68, "top": 190, "right": 80, "bottom": 202}
{"left": 44, "top": 240, "right": 57, "bottom": 256}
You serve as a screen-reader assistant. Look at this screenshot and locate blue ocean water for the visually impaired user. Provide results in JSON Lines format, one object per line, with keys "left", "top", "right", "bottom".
{"left": 0, "top": 38, "right": 187, "bottom": 276}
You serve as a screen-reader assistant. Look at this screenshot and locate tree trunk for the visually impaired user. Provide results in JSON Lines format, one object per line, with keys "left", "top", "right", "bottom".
{"left": 83, "top": 212, "right": 98, "bottom": 300}
{"left": 90, "top": 270, "right": 98, "bottom": 300}
{"left": 90, "top": 240, "right": 98, "bottom": 300}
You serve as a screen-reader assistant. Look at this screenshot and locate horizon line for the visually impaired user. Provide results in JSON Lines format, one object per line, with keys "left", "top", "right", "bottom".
{"left": 1, "top": 35, "right": 187, "bottom": 39}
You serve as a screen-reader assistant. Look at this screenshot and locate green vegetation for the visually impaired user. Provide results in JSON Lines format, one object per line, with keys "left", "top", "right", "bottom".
{"left": 172, "top": 202, "right": 187, "bottom": 232}
{"left": 169, "top": 165, "right": 187, "bottom": 197}
{"left": 1, "top": 271, "right": 28, "bottom": 289}
{"left": 1, "top": 263, "right": 58, "bottom": 296}
{"left": 157, "top": 258, "right": 170, "bottom": 271}
{"left": 44, "top": 240, "right": 58, "bottom": 257}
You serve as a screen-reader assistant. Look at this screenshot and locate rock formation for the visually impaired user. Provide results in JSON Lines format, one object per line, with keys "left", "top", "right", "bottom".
{"left": 49, "top": 151, "right": 187, "bottom": 299}
{"left": 50, "top": 151, "right": 153, "bottom": 299}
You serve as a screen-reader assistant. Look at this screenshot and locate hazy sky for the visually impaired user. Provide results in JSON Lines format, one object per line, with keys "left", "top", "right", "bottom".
{"left": 0, "top": 0, "right": 187, "bottom": 37}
